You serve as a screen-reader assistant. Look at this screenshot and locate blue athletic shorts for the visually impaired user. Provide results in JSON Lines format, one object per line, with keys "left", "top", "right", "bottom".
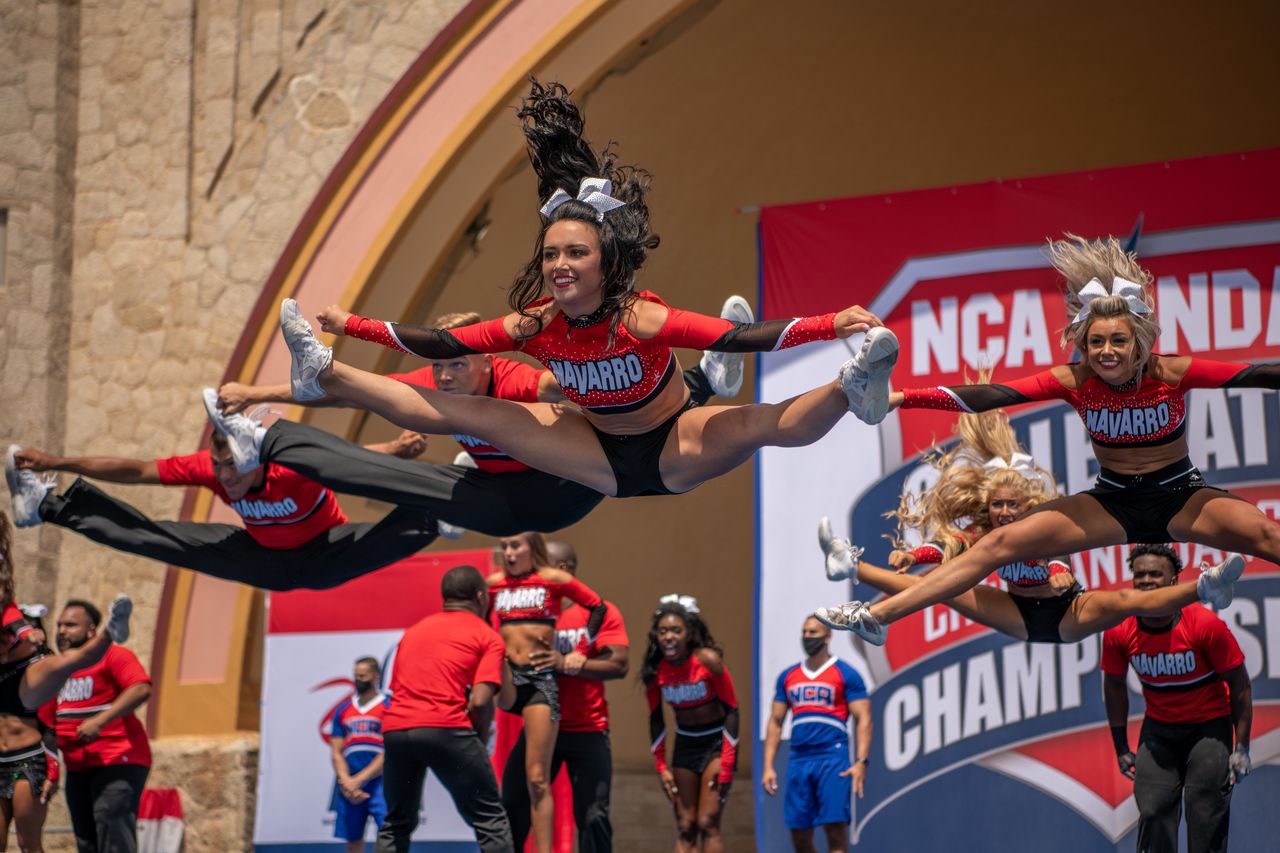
{"left": 783, "top": 753, "right": 851, "bottom": 830}
{"left": 330, "top": 778, "right": 387, "bottom": 841}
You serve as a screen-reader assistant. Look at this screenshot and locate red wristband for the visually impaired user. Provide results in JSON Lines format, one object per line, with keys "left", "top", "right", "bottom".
{"left": 900, "top": 386, "right": 966, "bottom": 412}
{"left": 345, "top": 315, "right": 412, "bottom": 355}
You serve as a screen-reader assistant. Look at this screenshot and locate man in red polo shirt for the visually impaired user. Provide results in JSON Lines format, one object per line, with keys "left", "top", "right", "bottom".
{"left": 54, "top": 598, "right": 152, "bottom": 853}
{"left": 1103, "top": 544, "right": 1253, "bottom": 853}
{"left": 5, "top": 427, "right": 439, "bottom": 590}
{"left": 377, "top": 564, "right": 513, "bottom": 853}
{"left": 502, "top": 540, "right": 628, "bottom": 852}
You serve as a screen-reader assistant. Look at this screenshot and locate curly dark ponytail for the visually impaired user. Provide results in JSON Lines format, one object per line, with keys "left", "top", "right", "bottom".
{"left": 510, "top": 79, "right": 660, "bottom": 343}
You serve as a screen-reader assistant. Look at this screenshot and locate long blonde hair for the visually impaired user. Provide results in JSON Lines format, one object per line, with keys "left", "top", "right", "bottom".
{"left": 1052, "top": 233, "right": 1161, "bottom": 371}
{"left": 893, "top": 377, "right": 1056, "bottom": 560}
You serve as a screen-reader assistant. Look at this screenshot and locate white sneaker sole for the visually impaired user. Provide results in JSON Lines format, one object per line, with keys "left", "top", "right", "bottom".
{"left": 1201, "top": 552, "right": 1245, "bottom": 610}
{"left": 842, "top": 327, "right": 899, "bottom": 424}
{"left": 817, "top": 516, "right": 857, "bottom": 582}
{"left": 700, "top": 295, "right": 755, "bottom": 398}
{"left": 6, "top": 445, "right": 47, "bottom": 529}
{"left": 280, "top": 299, "right": 332, "bottom": 401}
{"left": 107, "top": 593, "right": 133, "bottom": 643}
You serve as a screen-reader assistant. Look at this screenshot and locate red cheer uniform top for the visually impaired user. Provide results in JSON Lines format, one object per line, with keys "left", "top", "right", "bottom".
{"left": 1102, "top": 604, "right": 1245, "bottom": 725}
{"left": 900, "top": 356, "right": 1274, "bottom": 449}
{"left": 156, "top": 452, "right": 348, "bottom": 549}
{"left": 54, "top": 645, "right": 152, "bottom": 771}
{"left": 489, "top": 569, "right": 603, "bottom": 637}
{"left": 0, "top": 602, "right": 38, "bottom": 648}
{"left": 646, "top": 652, "right": 739, "bottom": 784}
{"left": 388, "top": 356, "right": 544, "bottom": 473}
{"left": 383, "top": 610, "right": 506, "bottom": 732}
{"left": 909, "top": 542, "right": 1071, "bottom": 590}
{"left": 347, "top": 291, "right": 837, "bottom": 435}
{"left": 555, "top": 600, "right": 628, "bottom": 733}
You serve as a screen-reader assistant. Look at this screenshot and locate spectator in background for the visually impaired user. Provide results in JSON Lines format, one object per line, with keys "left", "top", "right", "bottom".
{"left": 54, "top": 599, "right": 152, "bottom": 853}
{"left": 376, "top": 565, "right": 513, "bottom": 853}
{"left": 762, "top": 615, "right": 872, "bottom": 853}
{"left": 1103, "top": 544, "right": 1252, "bottom": 853}
{"left": 502, "top": 540, "right": 628, "bottom": 852}
{"left": 329, "top": 656, "right": 390, "bottom": 853}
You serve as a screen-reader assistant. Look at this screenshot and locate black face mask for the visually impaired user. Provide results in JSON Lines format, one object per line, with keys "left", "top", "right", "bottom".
{"left": 802, "top": 636, "right": 826, "bottom": 657}
{"left": 353, "top": 679, "right": 376, "bottom": 694}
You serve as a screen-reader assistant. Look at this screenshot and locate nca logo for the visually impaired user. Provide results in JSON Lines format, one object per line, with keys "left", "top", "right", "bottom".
{"left": 494, "top": 587, "right": 548, "bottom": 612}
{"left": 58, "top": 675, "right": 94, "bottom": 703}
{"left": 788, "top": 682, "right": 836, "bottom": 709}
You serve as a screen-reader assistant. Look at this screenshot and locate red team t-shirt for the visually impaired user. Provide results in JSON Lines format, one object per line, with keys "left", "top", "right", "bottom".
{"left": 383, "top": 610, "right": 506, "bottom": 731}
{"left": 555, "top": 601, "right": 628, "bottom": 733}
{"left": 387, "top": 357, "right": 543, "bottom": 473}
{"left": 1102, "top": 604, "right": 1245, "bottom": 724}
{"left": 55, "top": 645, "right": 152, "bottom": 771}
{"left": 155, "top": 452, "right": 347, "bottom": 549}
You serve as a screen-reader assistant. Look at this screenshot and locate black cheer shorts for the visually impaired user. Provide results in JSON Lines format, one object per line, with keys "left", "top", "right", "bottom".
{"left": 508, "top": 663, "right": 560, "bottom": 721}
{"left": 0, "top": 745, "right": 48, "bottom": 799}
{"left": 672, "top": 725, "right": 724, "bottom": 774}
{"left": 590, "top": 397, "right": 699, "bottom": 498}
{"left": 1011, "top": 587, "right": 1082, "bottom": 643}
{"left": 1085, "top": 457, "right": 1227, "bottom": 544}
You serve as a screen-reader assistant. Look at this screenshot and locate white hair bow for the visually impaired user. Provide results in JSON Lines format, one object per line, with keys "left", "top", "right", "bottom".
{"left": 984, "top": 452, "right": 1055, "bottom": 491}
{"left": 657, "top": 593, "right": 700, "bottom": 615}
{"left": 539, "top": 177, "right": 627, "bottom": 222}
{"left": 1072, "top": 277, "right": 1152, "bottom": 324}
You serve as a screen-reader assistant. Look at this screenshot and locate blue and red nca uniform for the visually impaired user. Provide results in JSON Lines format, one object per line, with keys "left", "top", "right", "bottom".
{"left": 774, "top": 658, "right": 868, "bottom": 830}
{"left": 328, "top": 692, "right": 390, "bottom": 842}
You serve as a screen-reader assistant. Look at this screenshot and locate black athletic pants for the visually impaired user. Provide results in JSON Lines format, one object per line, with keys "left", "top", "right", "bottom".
{"left": 1135, "top": 714, "right": 1233, "bottom": 853}
{"left": 377, "top": 727, "right": 513, "bottom": 853}
{"left": 40, "top": 478, "right": 438, "bottom": 591}
{"left": 502, "top": 729, "right": 614, "bottom": 852}
{"left": 64, "top": 763, "right": 149, "bottom": 853}
{"left": 259, "top": 420, "right": 604, "bottom": 535}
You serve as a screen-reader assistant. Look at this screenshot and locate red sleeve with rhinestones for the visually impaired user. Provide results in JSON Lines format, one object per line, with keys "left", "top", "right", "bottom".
{"left": 900, "top": 369, "right": 1069, "bottom": 413}
{"left": 345, "top": 314, "right": 515, "bottom": 358}
{"left": 911, "top": 544, "right": 945, "bottom": 565}
{"left": 653, "top": 307, "right": 837, "bottom": 352}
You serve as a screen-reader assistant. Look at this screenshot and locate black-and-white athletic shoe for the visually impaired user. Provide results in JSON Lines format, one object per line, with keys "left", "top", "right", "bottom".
{"left": 280, "top": 298, "right": 333, "bottom": 401}
{"left": 838, "top": 327, "right": 899, "bottom": 424}
{"left": 1196, "top": 552, "right": 1245, "bottom": 611}
{"left": 818, "top": 516, "right": 862, "bottom": 582}
{"left": 437, "top": 451, "right": 477, "bottom": 540}
{"left": 700, "top": 295, "right": 754, "bottom": 398}
{"left": 814, "top": 601, "right": 887, "bottom": 645}
{"left": 105, "top": 593, "right": 132, "bottom": 643}
{"left": 202, "top": 388, "right": 265, "bottom": 473}
{"left": 5, "top": 445, "right": 54, "bottom": 529}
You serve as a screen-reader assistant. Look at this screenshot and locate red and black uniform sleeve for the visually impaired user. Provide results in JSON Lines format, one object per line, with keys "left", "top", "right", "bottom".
{"left": 1, "top": 602, "right": 35, "bottom": 648}
{"left": 37, "top": 702, "right": 59, "bottom": 783}
{"left": 707, "top": 662, "right": 740, "bottom": 785}
{"left": 558, "top": 576, "right": 607, "bottom": 652}
{"left": 646, "top": 679, "right": 668, "bottom": 774}
{"left": 910, "top": 543, "right": 945, "bottom": 565}
{"left": 652, "top": 307, "right": 838, "bottom": 352}
{"left": 899, "top": 368, "right": 1071, "bottom": 413}
{"left": 345, "top": 314, "right": 516, "bottom": 358}
{"left": 1179, "top": 358, "right": 1280, "bottom": 390}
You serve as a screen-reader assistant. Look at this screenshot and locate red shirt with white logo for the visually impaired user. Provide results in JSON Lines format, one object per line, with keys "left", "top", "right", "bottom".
{"left": 488, "top": 569, "right": 602, "bottom": 627}
{"left": 156, "top": 452, "right": 347, "bottom": 549}
{"left": 54, "top": 645, "right": 152, "bottom": 771}
{"left": 555, "top": 601, "right": 628, "bottom": 733}
{"left": 383, "top": 610, "right": 505, "bottom": 731}
{"left": 1102, "top": 604, "right": 1244, "bottom": 724}
{"left": 388, "top": 357, "right": 543, "bottom": 473}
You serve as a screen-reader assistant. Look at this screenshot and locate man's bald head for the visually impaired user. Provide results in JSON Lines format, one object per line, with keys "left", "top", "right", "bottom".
{"left": 546, "top": 540, "right": 578, "bottom": 573}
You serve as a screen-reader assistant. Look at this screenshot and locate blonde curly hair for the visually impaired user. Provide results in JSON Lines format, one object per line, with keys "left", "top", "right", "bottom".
{"left": 1052, "top": 233, "right": 1161, "bottom": 371}
{"left": 892, "top": 375, "right": 1056, "bottom": 560}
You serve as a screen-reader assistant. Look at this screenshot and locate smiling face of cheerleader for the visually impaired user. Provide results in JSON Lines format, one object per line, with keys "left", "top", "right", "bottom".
{"left": 1084, "top": 316, "right": 1140, "bottom": 385}
{"left": 541, "top": 220, "right": 605, "bottom": 315}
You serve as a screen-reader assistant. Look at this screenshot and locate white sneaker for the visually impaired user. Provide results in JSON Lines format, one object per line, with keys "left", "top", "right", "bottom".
{"left": 814, "top": 601, "right": 888, "bottom": 645}
{"left": 839, "top": 327, "right": 899, "bottom": 424}
{"left": 202, "top": 389, "right": 265, "bottom": 473}
{"left": 5, "top": 445, "right": 54, "bottom": 529}
{"left": 280, "top": 299, "right": 332, "bottom": 401}
{"left": 1197, "top": 552, "right": 1245, "bottom": 611}
{"left": 105, "top": 593, "right": 133, "bottom": 643}
{"left": 699, "top": 295, "right": 755, "bottom": 398}
{"left": 437, "top": 451, "right": 478, "bottom": 539}
{"left": 818, "top": 516, "right": 862, "bottom": 582}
